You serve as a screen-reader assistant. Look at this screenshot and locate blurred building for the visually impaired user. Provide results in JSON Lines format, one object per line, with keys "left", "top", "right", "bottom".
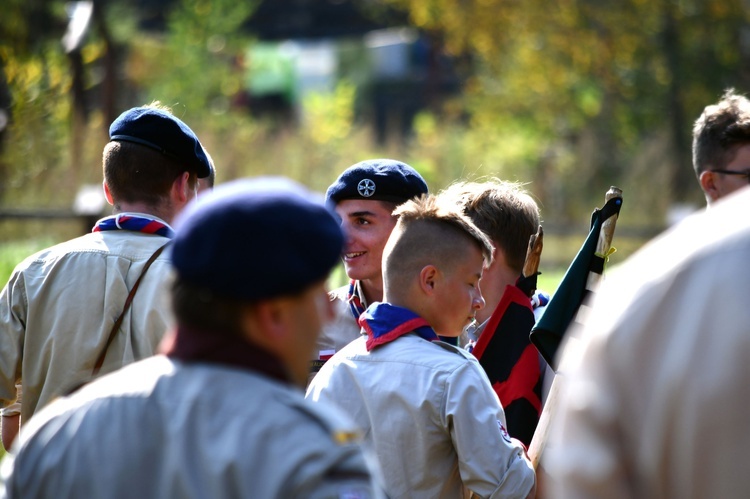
{"left": 101, "top": 0, "right": 464, "bottom": 143}
{"left": 240, "top": 0, "right": 464, "bottom": 144}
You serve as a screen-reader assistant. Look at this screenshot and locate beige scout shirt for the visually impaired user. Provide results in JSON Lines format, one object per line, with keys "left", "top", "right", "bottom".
{"left": 316, "top": 283, "right": 366, "bottom": 355}
{"left": 0, "top": 218, "right": 173, "bottom": 422}
{"left": 311, "top": 283, "right": 367, "bottom": 382}
{"left": 1, "top": 356, "right": 384, "bottom": 499}
{"left": 307, "top": 334, "right": 536, "bottom": 499}
{"left": 545, "top": 189, "right": 750, "bottom": 499}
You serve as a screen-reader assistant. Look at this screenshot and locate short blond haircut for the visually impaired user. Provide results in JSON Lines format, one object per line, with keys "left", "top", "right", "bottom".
{"left": 383, "top": 195, "right": 494, "bottom": 295}
{"left": 442, "top": 179, "right": 539, "bottom": 274}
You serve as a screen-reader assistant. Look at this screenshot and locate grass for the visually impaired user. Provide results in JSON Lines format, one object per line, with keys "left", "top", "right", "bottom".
{"left": 536, "top": 267, "right": 566, "bottom": 295}
{"left": 0, "top": 238, "right": 59, "bottom": 285}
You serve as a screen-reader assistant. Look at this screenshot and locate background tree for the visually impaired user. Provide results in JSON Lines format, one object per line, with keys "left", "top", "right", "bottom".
{"left": 2, "top": 0, "right": 750, "bottom": 241}
{"left": 387, "top": 0, "right": 750, "bottom": 221}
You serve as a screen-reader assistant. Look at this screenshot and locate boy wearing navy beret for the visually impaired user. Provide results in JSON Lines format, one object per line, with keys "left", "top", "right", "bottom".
{"left": 2, "top": 178, "right": 384, "bottom": 498}
{"left": 310, "top": 159, "right": 428, "bottom": 378}
{"left": 0, "top": 103, "right": 212, "bottom": 449}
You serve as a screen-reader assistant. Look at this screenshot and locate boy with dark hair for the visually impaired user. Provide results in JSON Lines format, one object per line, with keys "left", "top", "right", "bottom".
{"left": 692, "top": 88, "right": 750, "bottom": 204}
{"left": 0, "top": 104, "right": 212, "bottom": 448}
{"left": 311, "top": 159, "right": 428, "bottom": 375}
{"left": 308, "top": 194, "right": 536, "bottom": 498}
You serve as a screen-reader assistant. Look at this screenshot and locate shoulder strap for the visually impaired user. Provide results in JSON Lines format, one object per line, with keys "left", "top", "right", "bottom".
{"left": 92, "top": 242, "right": 170, "bottom": 376}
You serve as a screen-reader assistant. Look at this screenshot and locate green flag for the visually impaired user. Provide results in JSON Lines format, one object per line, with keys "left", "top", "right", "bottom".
{"left": 530, "top": 195, "right": 622, "bottom": 370}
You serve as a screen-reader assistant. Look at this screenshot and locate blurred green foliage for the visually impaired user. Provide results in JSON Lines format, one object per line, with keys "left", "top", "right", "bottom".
{"left": 386, "top": 0, "right": 749, "bottom": 213}
{"left": 1, "top": 0, "right": 746, "bottom": 245}
{"left": 138, "top": 0, "right": 256, "bottom": 113}
{"left": 0, "top": 237, "right": 57, "bottom": 285}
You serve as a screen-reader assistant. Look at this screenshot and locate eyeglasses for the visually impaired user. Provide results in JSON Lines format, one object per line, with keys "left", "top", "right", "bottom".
{"left": 709, "top": 169, "right": 750, "bottom": 182}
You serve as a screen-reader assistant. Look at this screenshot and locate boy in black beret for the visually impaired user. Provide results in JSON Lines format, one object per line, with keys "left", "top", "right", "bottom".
{"left": 2, "top": 178, "right": 384, "bottom": 498}
{"left": 310, "top": 159, "right": 428, "bottom": 378}
{"left": 0, "top": 103, "right": 213, "bottom": 449}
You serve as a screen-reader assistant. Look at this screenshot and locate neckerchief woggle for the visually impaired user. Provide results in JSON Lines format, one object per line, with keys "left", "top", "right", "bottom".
{"left": 93, "top": 213, "right": 175, "bottom": 239}
{"left": 359, "top": 302, "right": 439, "bottom": 351}
{"left": 346, "top": 279, "right": 367, "bottom": 321}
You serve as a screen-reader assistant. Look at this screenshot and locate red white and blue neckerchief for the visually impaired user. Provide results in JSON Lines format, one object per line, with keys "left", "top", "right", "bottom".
{"left": 346, "top": 279, "right": 367, "bottom": 321}
{"left": 93, "top": 214, "right": 175, "bottom": 239}
{"left": 359, "top": 302, "right": 439, "bottom": 351}
{"left": 531, "top": 290, "right": 550, "bottom": 310}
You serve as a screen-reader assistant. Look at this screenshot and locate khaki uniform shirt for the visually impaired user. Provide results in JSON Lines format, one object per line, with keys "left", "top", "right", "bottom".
{"left": 310, "top": 283, "right": 366, "bottom": 383}
{"left": 1, "top": 356, "right": 384, "bottom": 499}
{"left": 0, "top": 217, "right": 173, "bottom": 422}
{"left": 546, "top": 190, "right": 750, "bottom": 499}
{"left": 307, "top": 334, "right": 536, "bottom": 499}
{"left": 316, "top": 283, "right": 365, "bottom": 355}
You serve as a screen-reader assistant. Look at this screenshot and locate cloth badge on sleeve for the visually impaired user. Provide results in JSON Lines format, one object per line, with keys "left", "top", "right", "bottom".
{"left": 318, "top": 349, "right": 335, "bottom": 361}
{"left": 359, "top": 302, "right": 438, "bottom": 351}
{"left": 497, "top": 420, "right": 512, "bottom": 443}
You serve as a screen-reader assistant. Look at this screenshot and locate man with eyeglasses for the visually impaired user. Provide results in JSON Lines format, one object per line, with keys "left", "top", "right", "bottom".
{"left": 693, "top": 88, "right": 750, "bottom": 205}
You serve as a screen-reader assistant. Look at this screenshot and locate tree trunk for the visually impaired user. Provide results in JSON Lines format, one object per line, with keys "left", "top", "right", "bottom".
{"left": 661, "top": 0, "right": 691, "bottom": 204}
{"left": 94, "top": 0, "right": 118, "bottom": 135}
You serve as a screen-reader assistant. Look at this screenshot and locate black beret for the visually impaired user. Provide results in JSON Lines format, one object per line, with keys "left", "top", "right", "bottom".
{"left": 171, "top": 177, "right": 344, "bottom": 301}
{"left": 109, "top": 107, "right": 212, "bottom": 178}
{"left": 325, "top": 159, "right": 428, "bottom": 205}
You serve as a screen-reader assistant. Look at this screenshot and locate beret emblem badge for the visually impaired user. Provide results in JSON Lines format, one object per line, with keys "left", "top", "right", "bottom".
{"left": 357, "top": 178, "right": 376, "bottom": 198}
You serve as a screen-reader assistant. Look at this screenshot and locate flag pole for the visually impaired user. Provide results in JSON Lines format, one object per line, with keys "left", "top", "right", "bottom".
{"left": 522, "top": 226, "right": 544, "bottom": 294}
{"left": 528, "top": 186, "right": 622, "bottom": 469}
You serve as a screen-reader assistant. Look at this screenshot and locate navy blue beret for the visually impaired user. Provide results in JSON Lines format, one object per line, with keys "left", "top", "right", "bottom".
{"left": 325, "top": 159, "right": 428, "bottom": 205}
{"left": 171, "top": 177, "right": 344, "bottom": 301}
{"left": 109, "top": 107, "right": 212, "bottom": 178}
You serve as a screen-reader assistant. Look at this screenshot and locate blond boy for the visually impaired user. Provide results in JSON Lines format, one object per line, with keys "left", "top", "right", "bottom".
{"left": 307, "top": 195, "right": 536, "bottom": 499}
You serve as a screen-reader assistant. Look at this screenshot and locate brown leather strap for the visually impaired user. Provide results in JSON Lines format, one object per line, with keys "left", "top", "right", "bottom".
{"left": 92, "top": 242, "right": 170, "bottom": 376}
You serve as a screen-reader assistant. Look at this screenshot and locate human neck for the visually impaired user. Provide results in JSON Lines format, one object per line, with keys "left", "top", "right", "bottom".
{"left": 359, "top": 277, "right": 384, "bottom": 305}
{"left": 382, "top": 289, "right": 426, "bottom": 321}
{"left": 113, "top": 201, "right": 174, "bottom": 224}
{"left": 476, "top": 262, "right": 520, "bottom": 324}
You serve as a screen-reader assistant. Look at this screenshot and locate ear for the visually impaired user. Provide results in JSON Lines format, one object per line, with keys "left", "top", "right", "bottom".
{"left": 171, "top": 172, "right": 193, "bottom": 204}
{"left": 102, "top": 181, "right": 114, "bottom": 206}
{"left": 418, "top": 265, "right": 440, "bottom": 295}
{"left": 241, "top": 300, "right": 289, "bottom": 352}
{"left": 486, "top": 247, "right": 501, "bottom": 271}
{"left": 699, "top": 171, "right": 721, "bottom": 202}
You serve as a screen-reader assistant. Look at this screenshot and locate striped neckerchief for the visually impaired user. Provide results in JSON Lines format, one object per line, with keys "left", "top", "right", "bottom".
{"left": 93, "top": 213, "right": 175, "bottom": 239}
{"left": 359, "top": 302, "right": 439, "bottom": 351}
{"left": 346, "top": 279, "right": 368, "bottom": 322}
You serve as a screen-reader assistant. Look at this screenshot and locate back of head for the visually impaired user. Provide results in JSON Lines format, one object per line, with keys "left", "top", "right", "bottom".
{"left": 196, "top": 149, "right": 216, "bottom": 194}
{"left": 104, "top": 103, "right": 212, "bottom": 207}
{"left": 443, "top": 179, "right": 540, "bottom": 273}
{"left": 326, "top": 158, "right": 429, "bottom": 207}
{"left": 169, "top": 177, "right": 344, "bottom": 332}
{"left": 692, "top": 88, "right": 750, "bottom": 176}
{"left": 383, "top": 195, "right": 494, "bottom": 300}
